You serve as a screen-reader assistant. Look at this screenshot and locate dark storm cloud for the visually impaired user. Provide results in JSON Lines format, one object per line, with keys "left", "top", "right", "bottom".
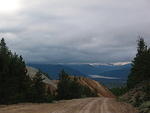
{"left": 1, "top": 0, "right": 150, "bottom": 63}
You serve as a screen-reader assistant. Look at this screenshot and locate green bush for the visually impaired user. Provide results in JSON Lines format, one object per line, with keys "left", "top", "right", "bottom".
{"left": 110, "top": 87, "right": 128, "bottom": 96}
{"left": 139, "top": 101, "right": 150, "bottom": 113}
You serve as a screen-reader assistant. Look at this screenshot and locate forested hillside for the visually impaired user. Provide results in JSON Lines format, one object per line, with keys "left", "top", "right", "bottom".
{"left": 111, "top": 38, "right": 150, "bottom": 113}
{"left": 0, "top": 38, "right": 52, "bottom": 104}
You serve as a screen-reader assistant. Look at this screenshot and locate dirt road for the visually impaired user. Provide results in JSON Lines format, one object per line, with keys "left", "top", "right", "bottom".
{"left": 0, "top": 97, "right": 138, "bottom": 113}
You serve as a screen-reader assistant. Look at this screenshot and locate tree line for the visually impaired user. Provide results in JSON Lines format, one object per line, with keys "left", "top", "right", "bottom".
{"left": 111, "top": 37, "right": 150, "bottom": 96}
{"left": 0, "top": 38, "right": 52, "bottom": 104}
{"left": 0, "top": 38, "right": 96, "bottom": 104}
{"left": 127, "top": 37, "right": 150, "bottom": 88}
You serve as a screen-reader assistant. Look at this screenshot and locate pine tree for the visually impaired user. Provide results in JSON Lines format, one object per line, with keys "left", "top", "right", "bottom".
{"left": 0, "top": 38, "right": 32, "bottom": 104}
{"left": 0, "top": 38, "right": 12, "bottom": 104}
{"left": 31, "top": 71, "right": 46, "bottom": 102}
{"left": 57, "top": 70, "right": 71, "bottom": 99}
{"left": 127, "top": 37, "right": 150, "bottom": 88}
{"left": 0, "top": 38, "right": 54, "bottom": 104}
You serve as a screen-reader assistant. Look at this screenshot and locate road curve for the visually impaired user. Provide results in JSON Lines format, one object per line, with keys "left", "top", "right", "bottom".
{"left": 0, "top": 97, "right": 138, "bottom": 113}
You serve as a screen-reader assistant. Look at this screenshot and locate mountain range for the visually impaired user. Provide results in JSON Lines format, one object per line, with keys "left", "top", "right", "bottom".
{"left": 27, "top": 63, "right": 131, "bottom": 87}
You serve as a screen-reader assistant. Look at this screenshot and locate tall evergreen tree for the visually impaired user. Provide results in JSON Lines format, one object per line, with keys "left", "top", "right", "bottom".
{"left": 57, "top": 70, "right": 71, "bottom": 99}
{"left": 127, "top": 37, "right": 150, "bottom": 88}
{"left": 31, "top": 71, "right": 46, "bottom": 102}
{"left": 0, "top": 38, "right": 32, "bottom": 104}
{"left": 0, "top": 38, "right": 11, "bottom": 104}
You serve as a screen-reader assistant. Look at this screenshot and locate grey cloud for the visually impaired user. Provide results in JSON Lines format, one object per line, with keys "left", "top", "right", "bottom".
{"left": 0, "top": 0, "right": 150, "bottom": 63}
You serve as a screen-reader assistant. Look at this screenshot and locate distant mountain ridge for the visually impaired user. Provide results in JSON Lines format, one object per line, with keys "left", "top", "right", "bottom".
{"left": 27, "top": 63, "right": 131, "bottom": 87}
{"left": 27, "top": 64, "right": 87, "bottom": 79}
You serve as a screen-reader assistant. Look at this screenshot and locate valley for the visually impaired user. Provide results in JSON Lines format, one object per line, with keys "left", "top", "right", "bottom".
{"left": 28, "top": 63, "right": 131, "bottom": 87}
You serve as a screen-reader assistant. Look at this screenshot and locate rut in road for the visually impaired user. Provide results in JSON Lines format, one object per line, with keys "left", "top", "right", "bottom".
{"left": 0, "top": 97, "right": 138, "bottom": 113}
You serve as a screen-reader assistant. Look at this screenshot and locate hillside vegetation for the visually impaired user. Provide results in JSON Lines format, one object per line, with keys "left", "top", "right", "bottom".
{"left": 111, "top": 37, "right": 150, "bottom": 113}
{"left": 121, "top": 81, "right": 150, "bottom": 113}
{"left": 0, "top": 38, "right": 52, "bottom": 104}
{"left": 125, "top": 38, "right": 150, "bottom": 113}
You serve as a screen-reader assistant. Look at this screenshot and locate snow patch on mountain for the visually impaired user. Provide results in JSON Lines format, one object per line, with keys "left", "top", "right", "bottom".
{"left": 89, "top": 75, "right": 120, "bottom": 79}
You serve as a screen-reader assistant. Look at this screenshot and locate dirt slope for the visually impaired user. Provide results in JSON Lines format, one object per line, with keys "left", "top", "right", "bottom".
{"left": 54, "top": 76, "right": 115, "bottom": 98}
{"left": 0, "top": 97, "right": 138, "bottom": 113}
{"left": 75, "top": 77, "right": 115, "bottom": 98}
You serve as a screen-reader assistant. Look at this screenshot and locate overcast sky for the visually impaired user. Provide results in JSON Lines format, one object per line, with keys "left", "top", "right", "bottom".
{"left": 0, "top": 0, "right": 150, "bottom": 64}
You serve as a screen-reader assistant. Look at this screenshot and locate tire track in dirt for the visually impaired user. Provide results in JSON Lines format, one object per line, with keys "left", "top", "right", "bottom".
{"left": 51, "top": 98, "right": 94, "bottom": 113}
{"left": 77, "top": 98, "right": 99, "bottom": 113}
